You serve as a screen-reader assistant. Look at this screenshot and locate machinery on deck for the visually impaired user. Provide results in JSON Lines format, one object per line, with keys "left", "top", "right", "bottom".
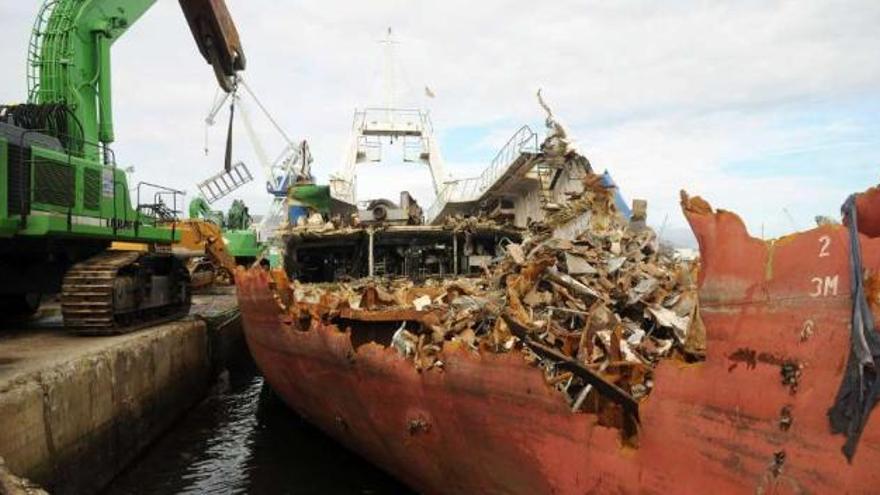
{"left": 132, "top": 196, "right": 253, "bottom": 291}
{"left": 0, "top": 0, "right": 245, "bottom": 331}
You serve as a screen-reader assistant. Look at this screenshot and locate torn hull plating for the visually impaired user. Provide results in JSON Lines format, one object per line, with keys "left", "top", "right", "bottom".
{"left": 679, "top": 189, "right": 880, "bottom": 492}
{"left": 238, "top": 184, "right": 880, "bottom": 495}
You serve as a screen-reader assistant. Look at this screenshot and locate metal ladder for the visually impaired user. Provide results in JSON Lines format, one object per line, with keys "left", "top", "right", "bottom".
{"left": 536, "top": 161, "right": 562, "bottom": 206}
{"left": 197, "top": 161, "right": 254, "bottom": 204}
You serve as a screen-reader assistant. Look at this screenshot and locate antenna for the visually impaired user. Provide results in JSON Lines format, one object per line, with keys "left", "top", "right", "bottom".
{"left": 379, "top": 27, "right": 399, "bottom": 116}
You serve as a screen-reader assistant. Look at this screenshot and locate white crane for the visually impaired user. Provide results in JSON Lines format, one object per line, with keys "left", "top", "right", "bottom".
{"left": 204, "top": 75, "right": 313, "bottom": 241}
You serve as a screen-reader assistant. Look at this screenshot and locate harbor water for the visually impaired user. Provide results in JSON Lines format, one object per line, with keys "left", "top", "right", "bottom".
{"left": 104, "top": 367, "right": 412, "bottom": 495}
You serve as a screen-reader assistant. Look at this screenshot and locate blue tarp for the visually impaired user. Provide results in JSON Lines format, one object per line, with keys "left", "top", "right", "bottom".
{"left": 600, "top": 170, "right": 631, "bottom": 219}
{"left": 828, "top": 194, "right": 880, "bottom": 461}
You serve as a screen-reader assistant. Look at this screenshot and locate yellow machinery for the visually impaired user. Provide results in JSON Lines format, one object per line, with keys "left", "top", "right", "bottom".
{"left": 111, "top": 219, "right": 238, "bottom": 289}
{"left": 170, "top": 220, "right": 239, "bottom": 289}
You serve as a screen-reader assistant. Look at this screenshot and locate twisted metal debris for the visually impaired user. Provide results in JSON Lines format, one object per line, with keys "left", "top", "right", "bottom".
{"left": 266, "top": 126, "right": 704, "bottom": 438}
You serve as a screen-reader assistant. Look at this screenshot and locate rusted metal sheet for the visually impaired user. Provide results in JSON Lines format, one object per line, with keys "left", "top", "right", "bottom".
{"left": 238, "top": 269, "right": 636, "bottom": 494}
{"left": 237, "top": 182, "right": 880, "bottom": 493}
{"left": 679, "top": 189, "right": 880, "bottom": 492}
{"left": 854, "top": 185, "right": 880, "bottom": 238}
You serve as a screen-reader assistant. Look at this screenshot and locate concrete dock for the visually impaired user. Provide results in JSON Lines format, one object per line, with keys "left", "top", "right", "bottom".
{"left": 0, "top": 288, "right": 243, "bottom": 494}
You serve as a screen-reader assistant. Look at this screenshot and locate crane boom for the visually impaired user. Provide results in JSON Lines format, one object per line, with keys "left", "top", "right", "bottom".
{"left": 179, "top": 0, "right": 246, "bottom": 91}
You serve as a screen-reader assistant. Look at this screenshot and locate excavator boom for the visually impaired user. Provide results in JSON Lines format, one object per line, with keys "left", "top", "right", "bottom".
{"left": 179, "top": 0, "right": 247, "bottom": 92}
{"left": 25, "top": 0, "right": 246, "bottom": 158}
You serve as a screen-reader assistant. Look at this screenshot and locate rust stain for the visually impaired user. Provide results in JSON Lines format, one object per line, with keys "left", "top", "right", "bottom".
{"left": 779, "top": 405, "right": 793, "bottom": 432}
{"left": 726, "top": 347, "right": 793, "bottom": 369}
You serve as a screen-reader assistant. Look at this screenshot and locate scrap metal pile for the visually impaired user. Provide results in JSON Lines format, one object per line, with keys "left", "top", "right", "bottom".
{"left": 270, "top": 130, "right": 704, "bottom": 434}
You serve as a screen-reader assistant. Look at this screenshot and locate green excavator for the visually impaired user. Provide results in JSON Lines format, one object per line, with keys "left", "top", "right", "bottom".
{"left": 188, "top": 196, "right": 262, "bottom": 265}
{"left": 0, "top": 0, "right": 246, "bottom": 332}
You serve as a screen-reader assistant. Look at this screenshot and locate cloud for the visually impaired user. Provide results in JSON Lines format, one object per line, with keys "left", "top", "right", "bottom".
{"left": 1, "top": 1, "right": 878, "bottom": 239}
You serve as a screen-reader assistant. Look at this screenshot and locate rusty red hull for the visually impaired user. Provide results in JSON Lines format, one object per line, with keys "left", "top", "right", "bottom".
{"left": 237, "top": 190, "right": 880, "bottom": 494}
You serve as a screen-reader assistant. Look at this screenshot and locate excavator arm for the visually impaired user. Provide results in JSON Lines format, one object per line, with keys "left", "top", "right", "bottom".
{"left": 179, "top": 0, "right": 246, "bottom": 92}
{"left": 27, "top": 0, "right": 246, "bottom": 159}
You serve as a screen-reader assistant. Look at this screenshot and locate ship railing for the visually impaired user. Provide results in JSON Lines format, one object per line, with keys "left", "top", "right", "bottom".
{"left": 353, "top": 107, "right": 433, "bottom": 136}
{"left": 424, "top": 125, "right": 539, "bottom": 223}
{"left": 424, "top": 177, "right": 477, "bottom": 222}
{"left": 479, "top": 125, "right": 538, "bottom": 193}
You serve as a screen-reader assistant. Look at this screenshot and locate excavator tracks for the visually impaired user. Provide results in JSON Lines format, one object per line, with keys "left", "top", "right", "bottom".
{"left": 61, "top": 250, "right": 191, "bottom": 335}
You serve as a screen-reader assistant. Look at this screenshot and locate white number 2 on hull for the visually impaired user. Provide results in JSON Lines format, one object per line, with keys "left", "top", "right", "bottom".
{"left": 818, "top": 235, "right": 831, "bottom": 258}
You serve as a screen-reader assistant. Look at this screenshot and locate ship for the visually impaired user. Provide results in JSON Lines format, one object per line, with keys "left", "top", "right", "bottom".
{"left": 235, "top": 98, "right": 880, "bottom": 495}
{"left": 235, "top": 36, "right": 880, "bottom": 493}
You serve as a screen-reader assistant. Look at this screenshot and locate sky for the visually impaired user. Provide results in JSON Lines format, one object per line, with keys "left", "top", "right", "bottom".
{"left": 2, "top": 1, "right": 879, "bottom": 245}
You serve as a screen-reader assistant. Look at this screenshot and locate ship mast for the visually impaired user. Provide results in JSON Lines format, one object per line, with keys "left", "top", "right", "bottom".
{"left": 380, "top": 27, "right": 399, "bottom": 123}
{"left": 329, "top": 28, "right": 446, "bottom": 206}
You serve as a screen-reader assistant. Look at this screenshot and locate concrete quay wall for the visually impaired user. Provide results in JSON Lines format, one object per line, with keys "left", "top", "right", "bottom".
{"left": 0, "top": 313, "right": 244, "bottom": 494}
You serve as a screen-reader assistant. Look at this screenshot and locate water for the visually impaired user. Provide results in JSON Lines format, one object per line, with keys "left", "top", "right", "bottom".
{"left": 105, "top": 369, "right": 412, "bottom": 495}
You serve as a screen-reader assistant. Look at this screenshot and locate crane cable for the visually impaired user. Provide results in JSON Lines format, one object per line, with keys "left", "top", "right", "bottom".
{"left": 224, "top": 82, "right": 237, "bottom": 173}
{"left": 238, "top": 77, "right": 293, "bottom": 147}
{"left": 237, "top": 98, "right": 273, "bottom": 184}
{"left": 203, "top": 75, "right": 294, "bottom": 161}
{"left": 203, "top": 76, "right": 308, "bottom": 190}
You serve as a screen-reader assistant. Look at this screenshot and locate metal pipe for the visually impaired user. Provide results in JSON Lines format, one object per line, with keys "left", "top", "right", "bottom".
{"left": 96, "top": 32, "right": 114, "bottom": 144}
{"left": 368, "top": 229, "right": 375, "bottom": 277}
{"left": 453, "top": 233, "right": 458, "bottom": 275}
{"left": 572, "top": 361, "right": 608, "bottom": 412}
{"left": 571, "top": 384, "right": 592, "bottom": 412}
